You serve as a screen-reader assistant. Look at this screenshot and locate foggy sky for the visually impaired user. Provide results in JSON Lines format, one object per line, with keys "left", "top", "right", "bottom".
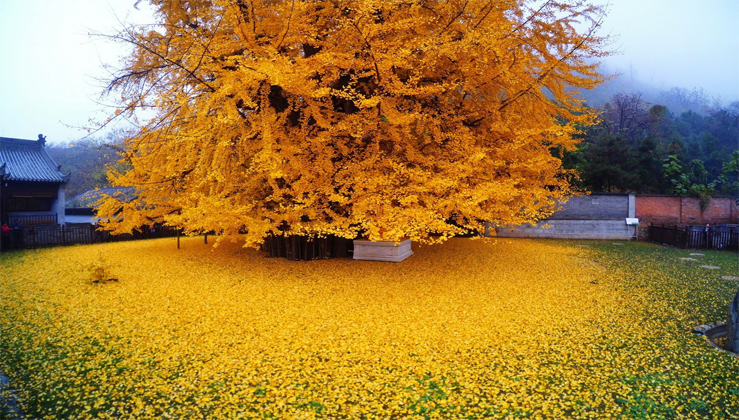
{"left": 0, "top": 0, "right": 737, "bottom": 144}
{"left": 600, "top": 0, "right": 739, "bottom": 102}
{"left": 0, "top": 1, "right": 152, "bottom": 144}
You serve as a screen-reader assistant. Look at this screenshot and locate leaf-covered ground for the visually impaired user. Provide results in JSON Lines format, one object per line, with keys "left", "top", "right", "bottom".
{"left": 0, "top": 238, "right": 737, "bottom": 419}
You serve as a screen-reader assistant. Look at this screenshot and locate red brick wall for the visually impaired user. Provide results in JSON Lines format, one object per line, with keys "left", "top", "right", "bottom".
{"left": 636, "top": 195, "right": 739, "bottom": 226}
{"left": 700, "top": 197, "right": 738, "bottom": 223}
{"left": 636, "top": 196, "right": 681, "bottom": 225}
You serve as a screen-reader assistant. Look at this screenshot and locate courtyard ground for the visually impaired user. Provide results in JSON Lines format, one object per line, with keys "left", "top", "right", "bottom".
{"left": 0, "top": 237, "right": 737, "bottom": 419}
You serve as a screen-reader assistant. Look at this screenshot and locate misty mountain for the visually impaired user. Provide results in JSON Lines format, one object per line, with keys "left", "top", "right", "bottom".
{"left": 47, "top": 138, "right": 125, "bottom": 198}
{"left": 580, "top": 66, "right": 730, "bottom": 116}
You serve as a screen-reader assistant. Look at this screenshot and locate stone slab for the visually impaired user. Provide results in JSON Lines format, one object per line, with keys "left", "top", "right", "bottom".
{"left": 700, "top": 265, "right": 721, "bottom": 270}
{"left": 353, "top": 239, "right": 413, "bottom": 262}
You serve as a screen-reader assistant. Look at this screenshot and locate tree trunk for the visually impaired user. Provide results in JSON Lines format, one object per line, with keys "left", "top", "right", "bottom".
{"left": 727, "top": 287, "right": 739, "bottom": 352}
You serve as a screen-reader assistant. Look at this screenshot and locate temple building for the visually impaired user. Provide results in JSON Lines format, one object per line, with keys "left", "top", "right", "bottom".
{"left": 0, "top": 135, "right": 68, "bottom": 226}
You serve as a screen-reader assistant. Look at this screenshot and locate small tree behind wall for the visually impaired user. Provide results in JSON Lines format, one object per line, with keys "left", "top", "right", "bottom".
{"left": 97, "top": 0, "right": 609, "bottom": 246}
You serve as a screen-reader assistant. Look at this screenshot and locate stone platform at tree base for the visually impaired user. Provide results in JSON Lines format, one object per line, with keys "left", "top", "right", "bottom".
{"left": 353, "top": 239, "right": 413, "bottom": 262}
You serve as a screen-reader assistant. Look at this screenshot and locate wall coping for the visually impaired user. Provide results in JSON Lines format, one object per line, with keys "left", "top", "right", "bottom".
{"left": 635, "top": 194, "right": 739, "bottom": 199}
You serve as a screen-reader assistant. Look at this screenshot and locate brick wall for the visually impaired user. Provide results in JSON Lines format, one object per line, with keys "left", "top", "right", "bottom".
{"left": 494, "top": 194, "right": 738, "bottom": 241}
{"left": 636, "top": 195, "right": 739, "bottom": 226}
{"left": 636, "top": 196, "right": 681, "bottom": 225}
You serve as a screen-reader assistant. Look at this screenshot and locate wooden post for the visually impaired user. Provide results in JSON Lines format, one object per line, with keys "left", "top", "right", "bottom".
{"left": 204, "top": 233, "right": 208, "bottom": 244}
{"left": 0, "top": 177, "right": 5, "bottom": 237}
{"left": 731, "top": 198, "right": 738, "bottom": 226}
{"left": 704, "top": 229, "right": 707, "bottom": 250}
{"left": 177, "top": 230, "right": 181, "bottom": 249}
{"left": 31, "top": 225, "right": 36, "bottom": 249}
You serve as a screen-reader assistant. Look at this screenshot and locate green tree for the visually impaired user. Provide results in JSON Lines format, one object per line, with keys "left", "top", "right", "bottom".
{"left": 632, "top": 136, "right": 667, "bottom": 193}
{"left": 577, "top": 134, "right": 636, "bottom": 192}
{"left": 719, "top": 150, "right": 739, "bottom": 196}
{"left": 662, "top": 155, "right": 732, "bottom": 211}
{"left": 568, "top": 93, "right": 672, "bottom": 193}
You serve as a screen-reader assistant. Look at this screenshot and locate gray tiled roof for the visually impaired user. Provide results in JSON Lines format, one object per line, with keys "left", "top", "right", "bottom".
{"left": 0, "top": 137, "right": 67, "bottom": 182}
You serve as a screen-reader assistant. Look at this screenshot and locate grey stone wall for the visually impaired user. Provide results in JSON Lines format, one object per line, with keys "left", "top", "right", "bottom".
{"left": 547, "top": 194, "right": 629, "bottom": 220}
{"left": 492, "top": 194, "right": 636, "bottom": 240}
{"left": 495, "top": 220, "right": 631, "bottom": 240}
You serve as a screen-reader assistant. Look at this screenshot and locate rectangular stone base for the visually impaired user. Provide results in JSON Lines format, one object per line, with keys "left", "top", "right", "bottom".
{"left": 353, "top": 239, "right": 414, "bottom": 262}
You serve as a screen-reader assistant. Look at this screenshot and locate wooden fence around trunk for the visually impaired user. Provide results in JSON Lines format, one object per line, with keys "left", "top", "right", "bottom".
{"left": 648, "top": 224, "right": 739, "bottom": 251}
{"left": 0, "top": 224, "right": 181, "bottom": 252}
{"left": 262, "top": 234, "right": 354, "bottom": 261}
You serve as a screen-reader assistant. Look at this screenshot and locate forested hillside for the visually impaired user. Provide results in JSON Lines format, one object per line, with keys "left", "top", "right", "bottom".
{"left": 47, "top": 138, "right": 124, "bottom": 199}
{"left": 563, "top": 93, "right": 739, "bottom": 197}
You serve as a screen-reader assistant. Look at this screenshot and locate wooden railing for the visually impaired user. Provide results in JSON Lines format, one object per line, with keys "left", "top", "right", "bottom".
{"left": 262, "top": 234, "right": 353, "bottom": 260}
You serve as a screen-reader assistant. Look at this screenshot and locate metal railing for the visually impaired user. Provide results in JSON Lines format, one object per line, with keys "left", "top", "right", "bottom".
{"left": 648, "top": 224, "right": 739, "bottom": 251}
{"left": 7, "top": 214, "right": 58, "bottom": 225}
{"left": 0, "top": 224, "right": 181, "bottom": 252}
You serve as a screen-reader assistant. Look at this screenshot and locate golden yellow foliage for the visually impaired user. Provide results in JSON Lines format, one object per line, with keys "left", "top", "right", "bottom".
{"left": 1, "top": 239, "right": 737, "bottom": 419}
{"left": 98, "top": 0, "right": 609, "bottom": 246}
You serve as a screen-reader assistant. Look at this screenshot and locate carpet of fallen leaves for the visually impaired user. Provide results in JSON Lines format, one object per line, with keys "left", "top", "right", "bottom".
{"left": 1, "top": 237, "right": 737, "bottom": 419}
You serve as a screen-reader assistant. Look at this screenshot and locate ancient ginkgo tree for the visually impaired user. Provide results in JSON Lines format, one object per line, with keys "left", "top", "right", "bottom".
{"left": 97, "top": 0, "right": 609, "bottom": 246}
